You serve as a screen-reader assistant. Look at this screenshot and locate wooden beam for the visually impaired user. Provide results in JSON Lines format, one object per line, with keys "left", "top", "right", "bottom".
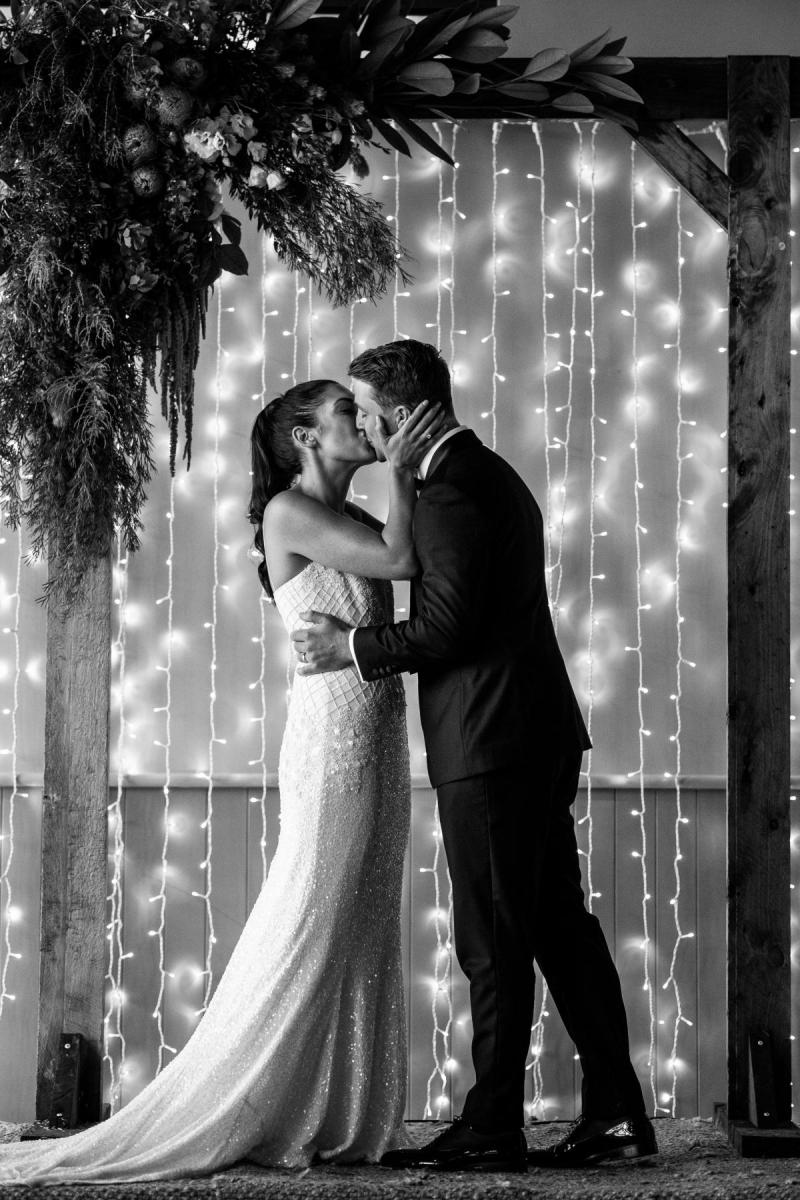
{"left": 37, "top": 548, "right": 111, "bottom": 1123}
{"left": 632, "top": 120, "right": 728, "bottom": 231}
{"left": 726, "top": 56, "right": 794, "bottom": 1135}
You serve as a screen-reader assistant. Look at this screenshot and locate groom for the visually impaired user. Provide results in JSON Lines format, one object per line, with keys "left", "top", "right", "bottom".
{"left": 294, "top": 340, "right": 657, "bottom": 1172}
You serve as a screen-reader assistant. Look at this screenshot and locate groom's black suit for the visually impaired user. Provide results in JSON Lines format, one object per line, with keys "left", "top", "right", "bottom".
{"left": 353, "top": 428, "right": 645, "bottom": 1130}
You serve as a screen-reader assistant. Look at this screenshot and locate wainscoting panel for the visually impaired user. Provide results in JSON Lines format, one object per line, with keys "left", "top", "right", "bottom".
{"left": 0, "top": 784, "right": 732, "bottom": 1123}
{"left": 0, "top": 786, "right": 42, "bottom": 1124}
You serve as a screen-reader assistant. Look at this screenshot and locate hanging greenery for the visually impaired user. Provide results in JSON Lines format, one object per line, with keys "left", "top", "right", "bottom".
{"left": 0, "top": 0, "right": 641, "bottom": 605}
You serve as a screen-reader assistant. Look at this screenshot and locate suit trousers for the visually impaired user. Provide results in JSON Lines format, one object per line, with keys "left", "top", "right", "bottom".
{"left": 436, "top": 753, "right": 646, "bottom": 1131}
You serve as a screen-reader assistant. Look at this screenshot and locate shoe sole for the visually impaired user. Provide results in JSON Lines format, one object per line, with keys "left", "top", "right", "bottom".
{"left": 422, "top": 1158, "right": 528, "bottom": 1173}
{"left": 596, "top": 1146, "right": 659, "bottom": 1165}
{"left": 528, "top": 1147, "right": 659, "bottom": 1168}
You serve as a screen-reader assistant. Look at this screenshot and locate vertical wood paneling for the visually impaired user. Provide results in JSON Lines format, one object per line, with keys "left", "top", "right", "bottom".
{"left": 161, "top": 788, "right": 207, "bottom": 1068}
{"left": 614, "top": 785, "right": 659, "bottom": 1113}
{"left": 0, "top": 787, "right": 41, "bottom": 1122}
{"left": 695, "top": 789, "right": 728, "bottom": 1115}
{"left": 654, "top": 787, "right": 699, "bottom": 1116}
{"left": 792, "top": 793, "right": 799, "bottom": 1122}
{"left": 208, "top": 789, "right": 248, "bottom": 981}
{"left": 118, "top": 789, "right": 166, "bottom": 1105}
{"left": 245, "top": 787, "right": 280, "bottom": 912}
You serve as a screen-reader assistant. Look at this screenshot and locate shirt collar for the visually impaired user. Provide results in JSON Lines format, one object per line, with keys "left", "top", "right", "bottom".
{"left": 418, "top": 425, "right": 468, "bottom": 481}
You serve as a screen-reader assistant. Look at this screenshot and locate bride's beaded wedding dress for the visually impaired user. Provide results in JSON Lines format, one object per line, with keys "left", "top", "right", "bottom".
{"left": 0, "top": 563, "right": 410, "bottom": 1184}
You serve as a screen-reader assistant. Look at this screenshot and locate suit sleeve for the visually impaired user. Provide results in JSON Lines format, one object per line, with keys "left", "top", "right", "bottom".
{"left": 353, "top": 480, "right": 490, "bottom": 680}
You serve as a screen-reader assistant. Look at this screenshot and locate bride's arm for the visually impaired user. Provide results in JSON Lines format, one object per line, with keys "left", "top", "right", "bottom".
{"left": 264, "top": 404, "right": 440, "bottom": 581}
{"left": 266, "top": 466, "right": 416, "bottom": 580}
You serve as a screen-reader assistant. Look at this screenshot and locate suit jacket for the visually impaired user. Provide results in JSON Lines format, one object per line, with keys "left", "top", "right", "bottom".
{"left": 352, "top": 429, "right": 591, "bottom": 788}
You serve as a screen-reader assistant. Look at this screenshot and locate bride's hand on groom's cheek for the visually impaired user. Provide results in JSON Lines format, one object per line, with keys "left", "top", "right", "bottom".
{"left": 292, "top": 611, "right": 354, "bottom": 674}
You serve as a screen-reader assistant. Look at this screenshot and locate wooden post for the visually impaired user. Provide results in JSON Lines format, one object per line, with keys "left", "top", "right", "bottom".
{"left": 727, "top": 56, "right": 795, "bottom": 1149}
{"left": 37, "top": 547, "right": 112, "bottom": 1123}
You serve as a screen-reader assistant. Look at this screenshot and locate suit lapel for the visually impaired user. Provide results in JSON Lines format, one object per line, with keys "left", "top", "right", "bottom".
{"left": 411, "top": 429, "right": 481, "bottom": 620}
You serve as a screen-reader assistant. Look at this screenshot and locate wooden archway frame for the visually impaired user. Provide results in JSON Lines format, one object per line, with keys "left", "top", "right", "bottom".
{"left": 37, "top": 55, "right": 799, "bottom": 1156}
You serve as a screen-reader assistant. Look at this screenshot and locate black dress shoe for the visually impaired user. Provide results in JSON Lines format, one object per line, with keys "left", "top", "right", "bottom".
{"left": 381, "top": 1119, "right": 527, "bottom": 1172}
{"left": 527, "top": 1114, "right": 658, "bottom": 1167}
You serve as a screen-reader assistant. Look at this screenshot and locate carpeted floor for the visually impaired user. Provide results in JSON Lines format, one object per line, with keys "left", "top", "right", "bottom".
{"left": 1, "top": 1118, "right": 799, "bottom": 1198}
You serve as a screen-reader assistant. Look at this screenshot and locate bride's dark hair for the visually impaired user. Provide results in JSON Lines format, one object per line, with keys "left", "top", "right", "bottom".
{"left": 248, "top": 379, "right": 339, "bottom": 599}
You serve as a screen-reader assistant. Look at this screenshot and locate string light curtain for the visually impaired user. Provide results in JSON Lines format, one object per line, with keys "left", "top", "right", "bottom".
{"left": 1, "top": 119, "right": 799, "bottom": 1122}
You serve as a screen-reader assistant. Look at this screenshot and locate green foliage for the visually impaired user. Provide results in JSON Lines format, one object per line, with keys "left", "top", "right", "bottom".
{"left": 0, "top": 1, "right": 640, "bottom": 606}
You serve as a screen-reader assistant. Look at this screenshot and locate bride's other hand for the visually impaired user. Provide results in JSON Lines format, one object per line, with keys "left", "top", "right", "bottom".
{"left": 378, "top": 400, "right": 448, "bottom": 471}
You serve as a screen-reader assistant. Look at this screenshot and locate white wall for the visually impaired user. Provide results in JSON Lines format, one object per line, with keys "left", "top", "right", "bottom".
{"left": 509, "top": 0, "right": 800, "bottom": 58}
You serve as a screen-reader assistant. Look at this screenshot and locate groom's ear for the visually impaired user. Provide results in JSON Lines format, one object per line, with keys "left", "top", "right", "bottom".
{"left": 393, "top": 406, "right": 410, "bottom": 429}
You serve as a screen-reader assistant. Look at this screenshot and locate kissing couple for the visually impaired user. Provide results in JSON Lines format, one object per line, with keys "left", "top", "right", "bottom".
{"left": 0, "top": 340, "right": 656, "bottom": 1186}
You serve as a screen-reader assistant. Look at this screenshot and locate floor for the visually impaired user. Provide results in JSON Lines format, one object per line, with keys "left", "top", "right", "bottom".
{"left": 1, "top": 1118, "right": 800, "bottom": 1198}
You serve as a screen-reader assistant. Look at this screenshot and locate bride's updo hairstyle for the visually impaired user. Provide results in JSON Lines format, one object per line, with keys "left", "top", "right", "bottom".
{"left": 248, "top": 379, "right": 339, "bottom": 599}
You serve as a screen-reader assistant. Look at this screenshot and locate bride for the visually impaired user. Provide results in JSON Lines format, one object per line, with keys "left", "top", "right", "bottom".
{"left": 0, "top": 379, "right": 444, "bottom": 1184}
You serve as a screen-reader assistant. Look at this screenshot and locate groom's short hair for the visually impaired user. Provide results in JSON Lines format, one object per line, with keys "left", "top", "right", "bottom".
{"left": 349, "top": 340, "right": 453, "bottom": 413}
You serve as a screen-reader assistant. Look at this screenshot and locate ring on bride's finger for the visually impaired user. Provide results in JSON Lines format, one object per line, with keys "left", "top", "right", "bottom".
{"left": 423, "top": 433, "right": 432, "bottom": 440}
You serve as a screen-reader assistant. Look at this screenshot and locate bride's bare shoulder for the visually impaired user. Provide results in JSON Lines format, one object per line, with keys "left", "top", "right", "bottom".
{"left": 264, "top": 490, "right": 322, "bottom": 526}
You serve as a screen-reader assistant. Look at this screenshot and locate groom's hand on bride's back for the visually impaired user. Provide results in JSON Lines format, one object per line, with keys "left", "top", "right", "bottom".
{"left": 293, "top": 611, "right": 354, "bottom": 674}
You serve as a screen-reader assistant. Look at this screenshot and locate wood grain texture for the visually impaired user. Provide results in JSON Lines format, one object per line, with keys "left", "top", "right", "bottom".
{"left": 633, "top": 121, "right": 729, "bottom": 231}
{"left": 37, "top": 550, "right": 112, "bottom": 1121}
{"left": 726, "top": 57, "right": 792, "bottom": 1124}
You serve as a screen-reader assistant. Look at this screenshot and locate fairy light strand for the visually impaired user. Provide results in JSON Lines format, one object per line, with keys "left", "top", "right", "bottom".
{"left": 628, "top": 144, "right": 658, "bottom": 1115}
{"left": 192, "top": 287, "right": 224, "bottom": 1013}
{"left": 245, "top": 231, "right": 272, "bottom": 887}
{"left": 580, "top": 122, "right": 602, "bottom": 917}
{"left": 392, "top": 151, "right": 401, "bottom": 340}
{"left": 527, "top": 120, "right": 551, "bottom": 1118}
{"left": 548, "top": 124, "right": 583, "bottom": 633}
{"left": 662, "top": 185, "right": 696, "bottom": 1115}
{"left": 149, "top": 476, "right": 178, "bottom": 1070}
{"left": 423, "top": 125, "right": 456, "bottom": 1119}
{"left": 488, "top": 120, "right": 501, "bottom": 451}
{"left": 531, "top": 123, "right": 556, "bottom": 599}
{"left": 447, "top": 123, "right": 459, "bottom": 372}
{"left": 433, "top": 122, "right": 445, "bottom": 351}
{"left": 103, "top": 533, "right": 130, "bottom": 1109}
{"left": 291, "top": 273, "right": 301, "bottom": 385}
{"left": 0, "top": 521, "right": 23, "bottom": 1018}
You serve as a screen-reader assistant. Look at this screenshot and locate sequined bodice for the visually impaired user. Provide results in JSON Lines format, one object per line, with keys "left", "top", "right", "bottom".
{"left": 274, "top": 561, "right": 405, "bottom": 727}
{"left": 0, "top": 564, "right": 411, "bottom": 1184}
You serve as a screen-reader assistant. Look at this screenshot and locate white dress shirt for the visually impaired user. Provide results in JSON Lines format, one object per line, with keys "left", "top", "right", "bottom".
{"left": 347, "top": 425, "right": 469, "bottom": 673}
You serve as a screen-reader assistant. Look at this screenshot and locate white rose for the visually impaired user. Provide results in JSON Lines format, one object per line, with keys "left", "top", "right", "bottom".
{"left": 248, "top": 140, "right": 268, "bottom": 162}
{"left": 266, "top": 170, "right": 288, "bottom": 191}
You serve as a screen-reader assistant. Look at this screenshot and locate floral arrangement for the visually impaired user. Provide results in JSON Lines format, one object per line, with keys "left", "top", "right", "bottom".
{"left": 0, "top": 0, "right": 640, "bottom": 604}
